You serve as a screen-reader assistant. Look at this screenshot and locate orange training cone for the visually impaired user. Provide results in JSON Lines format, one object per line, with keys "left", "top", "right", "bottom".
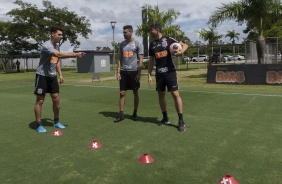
{"left": 218, "top": 174, "right": 239, "bottom": 184}
{"left": 52, "top": 130, "right": 63, "bottom": 136}
{"left": 139, "top": 154, "right": 154, "bottom": 164}
{"left": 88, "top": 140, "right": 102, "bottom": 149}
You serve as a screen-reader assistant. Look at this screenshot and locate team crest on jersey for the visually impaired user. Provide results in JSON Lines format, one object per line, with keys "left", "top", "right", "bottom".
{"left": 161, "top": 38, "right": 168, "bottom": 48}
{"left": 130, "top": 43, "right": 136, "bottom": 49}
{"left": 161, "top": 41, "right": 167, "bottom": 48}
{"left": 37, "top": 88, "right": 43, "bottom": 94}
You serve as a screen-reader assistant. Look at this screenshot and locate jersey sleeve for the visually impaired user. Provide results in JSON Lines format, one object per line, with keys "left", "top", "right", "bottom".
{"left": 136, "top": 41, "right": 144, "bottom": 55}
{"left": 42, "top": 42, "right": 56, "bottom": 55}
{"left": 168, "top": 37, "right": 178, "bottom": 45}
{"left": 149, "top": 42, "right": 154, "bottom": 57}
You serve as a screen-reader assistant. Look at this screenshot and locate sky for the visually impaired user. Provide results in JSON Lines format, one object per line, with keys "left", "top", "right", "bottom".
{"left": 0, "top": 0, "right": 247, "bottom": 51}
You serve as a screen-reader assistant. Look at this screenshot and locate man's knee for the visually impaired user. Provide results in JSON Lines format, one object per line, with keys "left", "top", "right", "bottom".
{"left": 120, "top": 91, "right": 126, "bottom": 96}
{"left": 36, "top": 96, "right": 45, "bottom": 105}
{"left": 51, "top": 93, "right": 60, "bottom": 103}
{"left": 171, "top": 90, "right": 180, "bottom": 98}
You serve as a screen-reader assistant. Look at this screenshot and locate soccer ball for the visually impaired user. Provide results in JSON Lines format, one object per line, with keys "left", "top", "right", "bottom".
{"left": 169, "top": 43, "right": 182, "bottom": 55}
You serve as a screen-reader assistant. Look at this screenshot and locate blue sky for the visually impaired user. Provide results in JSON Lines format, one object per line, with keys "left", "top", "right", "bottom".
{"left": 0, "top": 0, "right": 247, "bottom": 51}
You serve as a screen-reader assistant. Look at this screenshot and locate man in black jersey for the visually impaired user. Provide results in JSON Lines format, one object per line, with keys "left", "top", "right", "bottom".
{"left": 148, "top": 23, "right": 188, "bottom": 132}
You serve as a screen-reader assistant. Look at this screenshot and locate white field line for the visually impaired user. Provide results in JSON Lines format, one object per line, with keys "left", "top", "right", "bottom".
{"left": 2, "top": 84, "right": 282, "bottom": 98}
{"left": 65, "top": 84, "right": 282, "bottom": 98}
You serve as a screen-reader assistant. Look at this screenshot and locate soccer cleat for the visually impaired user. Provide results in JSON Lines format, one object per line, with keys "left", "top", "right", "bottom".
{"left": 114, "top": 114, "right": 124, "bottom": 123}
{"left": 131, "top": 114, "right": 138, "bottom": 121}
{"left": 158, "top": 118, "right": 170, "bottom": 126}
{"left": 37, "top": 125, "right": 47, "bottom": 133}
{"left": 178, "top": 119, "right": 186, "bottom": 132}
{"left": 54, "top": 122, "right": 65, "bottom": 129}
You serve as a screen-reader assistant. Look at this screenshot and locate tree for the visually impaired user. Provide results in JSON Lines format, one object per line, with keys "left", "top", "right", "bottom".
{"left": 198, "top": 26, "right": 222, "bottom": 65}
{"left": 0, "top": 21, "right": 35, "bottom": 72}
{"left": 225, "top": 30, "right": 240, "bottom": 59}
{"left": 225, "top": 30, "right": 240, "bottom": 44}
{"left": 6, "top": 0, "right": 92, "bottom": 49}
{"left": 136, "top": 4, "right": 187, "bottom": 42}
{"left": 208, "top": 0, "right": 282, "bottom": 64}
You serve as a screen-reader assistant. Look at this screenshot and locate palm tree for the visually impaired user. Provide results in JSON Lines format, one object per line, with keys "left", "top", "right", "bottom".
{"left": 198, "top": 26, "right": 222, "bottom": 65}
{"left": 136, "top": 4, "right": 184, "bottom": 41}
{"left": 207, "top": 0, "right": 282, "bottom": 64}
{"left": 226, "top": 30, "right": 240, "bottom": 59}
{"left": 225, "top": 30, "right": 240, "bottom": 44}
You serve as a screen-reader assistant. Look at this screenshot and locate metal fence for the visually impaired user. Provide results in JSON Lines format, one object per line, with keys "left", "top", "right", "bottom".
{"left": 245, "top": 39, "right": 281, "bottom": 64}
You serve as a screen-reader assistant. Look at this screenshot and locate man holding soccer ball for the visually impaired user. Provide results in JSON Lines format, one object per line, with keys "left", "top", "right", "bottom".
{"left": 34, "top": 26, "right": 86, "bottom": 133}
{"left": 148, "top": 22, "right": 188, "bottom": 132}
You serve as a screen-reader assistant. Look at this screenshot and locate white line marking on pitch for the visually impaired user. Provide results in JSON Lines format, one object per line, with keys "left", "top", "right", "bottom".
{"left": 64, "top": 84, "right": 282, "bottom": 98}
{"left": 2, "top": 84, "right": 281, "bottom": 98}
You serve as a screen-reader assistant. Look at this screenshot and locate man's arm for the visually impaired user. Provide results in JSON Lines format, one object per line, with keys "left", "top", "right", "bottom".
{"left": 180, "top": 41, "right": 189, "bottom": 54}
{"left": 137, "top": 54, "right": 143, "bottom": 75}
{"left": 148, "top": 56, "right": 154, "bottom": 86}
{"left": 56, "top": 60, "right": 64, "bottom": 84}
{"left": 135, "top": 54, "right": 143, "bottom": 82}
{"left": 178, "top": 41, "right": 189, "bottom": 56}
{"left": 53, "top": 50, "right": 85, "bottom": 59}
{"left": 116, "top": 55, "right": 122, "bottom": 80}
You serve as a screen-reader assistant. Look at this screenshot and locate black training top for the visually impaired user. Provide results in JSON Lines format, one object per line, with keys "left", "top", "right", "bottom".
{"left": 149, "top": 36, "right": 178, "bottom": 74}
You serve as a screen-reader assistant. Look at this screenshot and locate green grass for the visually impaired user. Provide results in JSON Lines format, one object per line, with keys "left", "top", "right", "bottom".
{"left": 0, "top": 67, "right": 281, "bottom": 184}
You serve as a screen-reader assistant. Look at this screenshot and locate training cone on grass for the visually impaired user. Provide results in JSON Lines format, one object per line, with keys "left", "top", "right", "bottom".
{"left": 52, "top": 130, "right": 63, "bottom": 136}
{"left": 88, "top": 140, "right": 102, "bottom": 149}
{"left": 218, "top": 174, "right": 239, "bottom": 184}
{"left": 139, "top": 154, "right": 154, "bottom": 164}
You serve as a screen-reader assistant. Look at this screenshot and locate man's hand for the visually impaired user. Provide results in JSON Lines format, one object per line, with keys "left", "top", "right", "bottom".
{"left": 135, "top": 73, "right": 141, "bottom": 83}
{"left": 117, "top": 73, "right": 121, "bottom": 81}
{"left": 148, "top": 75, "right": 152, "bottom": 87}
{"left": 172, "top": 50, "right": 182, "bottom": 57}
{"left": 59, "top": 75, "right": 64, "bottom": 84}
{"left": 75, "top": 52, "right": 86, "bottom": 58}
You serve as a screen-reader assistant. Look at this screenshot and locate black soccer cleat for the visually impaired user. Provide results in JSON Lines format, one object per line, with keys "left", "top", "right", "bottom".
{"left": 178, "top": 119, "right": 186, "bottom": 132}
{"left": 131, "top": 114, "right": 138, "bottom": 121}
{"left": 158, "top": 118, "right": 170, "bottom": 126}
{"left": 114, "top": 113, "right": 124, "bottom": 123}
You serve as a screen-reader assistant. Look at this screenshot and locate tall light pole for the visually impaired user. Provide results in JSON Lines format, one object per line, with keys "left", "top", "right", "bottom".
{"left": 110, "top": 21, "right": 117, "bottom": 76}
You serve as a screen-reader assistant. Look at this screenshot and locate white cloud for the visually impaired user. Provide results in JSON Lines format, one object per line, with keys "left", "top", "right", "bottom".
{"left": 0, "top": 0, "right": 246, "bottom": 51}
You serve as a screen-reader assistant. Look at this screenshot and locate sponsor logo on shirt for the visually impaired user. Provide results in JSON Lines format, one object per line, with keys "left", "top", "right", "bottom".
{"left": 155, "top": 50, "right": 168, "bottom": 59}
{"left": 123, "top": 51, "right": 133, "bottom": 57}
{"left": 157, "top": 67, "right": 168, "bottom": 73}
{"left": 50, "top": 57, "right": 58, "bottom": 63}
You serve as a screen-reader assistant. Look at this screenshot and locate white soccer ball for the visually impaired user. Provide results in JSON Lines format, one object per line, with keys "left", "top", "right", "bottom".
{"left": 170, "top": 43, "right": 182, "bottom": 55}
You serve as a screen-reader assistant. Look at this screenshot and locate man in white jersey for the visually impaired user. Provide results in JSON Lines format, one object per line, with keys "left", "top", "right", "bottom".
{"left": 114, "top": 25, "right": 144, "bottom": 122}
{"left": 34, "top": 26, "right": 86, "bottom": 133}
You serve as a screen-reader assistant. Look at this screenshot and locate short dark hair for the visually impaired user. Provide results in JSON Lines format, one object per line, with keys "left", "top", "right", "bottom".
{"left": 150, "top": 22, "right": 162, "bottom": 32}
{"left": 123, "top": 25, "right": 133, "bottom": 32}
{"left": 51, "top": 26, "right": 63, "bottom": 33}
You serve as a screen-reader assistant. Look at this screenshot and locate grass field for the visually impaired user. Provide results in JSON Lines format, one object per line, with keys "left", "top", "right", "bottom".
{"left": 0, "top": 67, "right": 281, "bottom": 184}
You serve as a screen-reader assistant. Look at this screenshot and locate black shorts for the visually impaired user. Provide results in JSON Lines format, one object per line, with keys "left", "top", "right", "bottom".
{"left": 34, "top": 74, "right": 59, "bottom": 96}
{"left": 156, "top": 71, "right": 179, "bottom": 92}
{"left": 120, "top": 71, "right": 140, "bottom": 91}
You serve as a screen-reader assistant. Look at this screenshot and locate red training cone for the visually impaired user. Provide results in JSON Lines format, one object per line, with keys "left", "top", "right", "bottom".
{"left": 218, "top": 174, "right": 239, "bottom": 184}
{"left": 52, "top": 130, "right": 63, "bottom": 136}
{"left": 88, "top": 140, "right": 102, "bottom": 149}
{"left": 139, "top": 154, "right": 154, "bottom": 164}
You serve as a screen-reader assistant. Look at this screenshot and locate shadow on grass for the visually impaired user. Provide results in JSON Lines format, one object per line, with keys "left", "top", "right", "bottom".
{"left": 185, "top": 73, "right": 207, "bottom": 79}
{"left": 29, "top": 118, "right": 55, "bottom": 130}
{"left": 99, "top": 111, "right": 178, "bottom": 129}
